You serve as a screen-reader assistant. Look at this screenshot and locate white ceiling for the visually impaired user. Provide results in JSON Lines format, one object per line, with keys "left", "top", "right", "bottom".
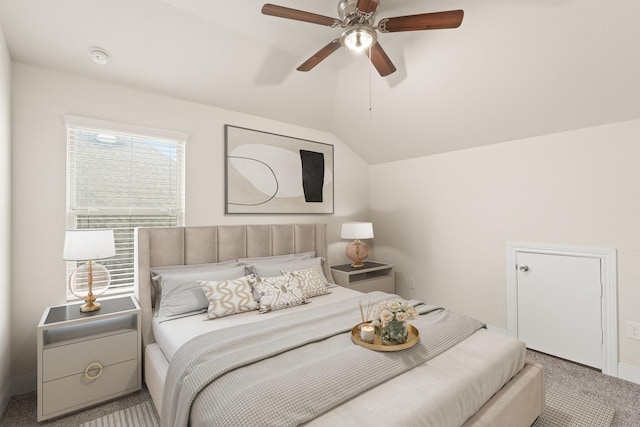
{"left": 1, "top": 0, "right": 639, "bottom": 164}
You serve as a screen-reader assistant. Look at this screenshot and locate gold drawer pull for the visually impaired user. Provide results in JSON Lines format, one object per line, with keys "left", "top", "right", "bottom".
{"left": 84, "top": 362, "right": 104, "bottom": 380}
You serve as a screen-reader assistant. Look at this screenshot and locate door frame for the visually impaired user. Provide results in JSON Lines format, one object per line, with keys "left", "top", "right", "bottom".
{"left": 506, "top": 242, "right": 618, "bottom": 377}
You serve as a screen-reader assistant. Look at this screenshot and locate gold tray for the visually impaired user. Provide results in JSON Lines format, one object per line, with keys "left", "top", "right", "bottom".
{"left": 351, "top": 323, "right": 420, "bottom": 352}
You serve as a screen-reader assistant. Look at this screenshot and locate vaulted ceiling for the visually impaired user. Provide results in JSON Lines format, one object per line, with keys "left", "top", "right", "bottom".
{"left": 1, "top": 0, "right": 639, "bottom": 163}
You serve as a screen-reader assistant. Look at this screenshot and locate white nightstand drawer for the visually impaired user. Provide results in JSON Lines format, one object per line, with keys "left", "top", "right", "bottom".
{"left": 42, "top": 330, "right": 137, "bottom": 382}
{"left": 42, "top": 358, "right": 138, "bottom": 417}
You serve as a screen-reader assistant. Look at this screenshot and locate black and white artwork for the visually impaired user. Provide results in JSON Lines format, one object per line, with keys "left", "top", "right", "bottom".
{"left": 225, "top": 125, "right": 334, "bottom": 214}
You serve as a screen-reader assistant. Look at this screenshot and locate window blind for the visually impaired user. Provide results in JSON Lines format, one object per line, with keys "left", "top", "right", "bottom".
{"left": 66, "top": 117, "right": 186, "bottom": 298}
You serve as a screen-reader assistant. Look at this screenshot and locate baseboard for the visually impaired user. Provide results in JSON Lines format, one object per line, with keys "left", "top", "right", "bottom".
{"left": 10, "top": 371, "right": 36, "bottom": 396}
{"left": 0, "top": 380, "right": 10, "bottom": 420}
{"left": 618, "top": 362, "right": 640, "bottom": 385}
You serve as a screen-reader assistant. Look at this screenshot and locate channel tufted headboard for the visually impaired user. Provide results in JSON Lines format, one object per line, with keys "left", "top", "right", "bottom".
{"left": 134, "top": 223, "right": 332, "bottom": 347}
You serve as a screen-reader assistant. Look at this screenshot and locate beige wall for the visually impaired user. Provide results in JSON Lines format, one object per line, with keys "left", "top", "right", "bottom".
{"left": 370, "top": 120, "right": 640, "bottom": 379}
{"left": 0, "top": 23, "right": 11, "bottom": 413}
{"left": 10, "top": 59, "right": 640, "bottom": 393}
{"left": 9, "top": 63, "right": 370, "bottom": 387}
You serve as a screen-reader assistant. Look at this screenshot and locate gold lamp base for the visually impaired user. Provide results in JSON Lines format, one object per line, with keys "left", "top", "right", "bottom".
{"left": 69, "top": 260, "right": 111, "bottom": 313}
{"left": 80, "top": 297, "right": 101, "bottom": 312}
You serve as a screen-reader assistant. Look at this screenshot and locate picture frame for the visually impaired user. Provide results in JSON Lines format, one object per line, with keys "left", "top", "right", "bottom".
{"left": 225, "top": 125, "right": 334, "bottom": 214}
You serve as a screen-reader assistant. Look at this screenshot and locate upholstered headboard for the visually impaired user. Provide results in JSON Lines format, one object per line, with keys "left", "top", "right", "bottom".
{"left": 134, "top": 223, "right": 332, "bottom": 347}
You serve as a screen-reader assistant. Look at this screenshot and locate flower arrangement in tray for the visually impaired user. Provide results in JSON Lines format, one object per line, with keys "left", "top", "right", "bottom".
{"left": 370, "top": 299, "right": 419, "bottom": 345}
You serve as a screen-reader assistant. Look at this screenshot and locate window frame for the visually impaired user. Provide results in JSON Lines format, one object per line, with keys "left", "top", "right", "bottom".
{"left": 65, "top": 115, "right": 187, "bottom": 300}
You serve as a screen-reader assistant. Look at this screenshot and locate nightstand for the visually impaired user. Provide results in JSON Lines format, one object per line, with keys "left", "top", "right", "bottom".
{"left": 36, "top": 295, "right": 141, "bottom": 421}
{"left": 331, "top": 261, "right": 395, "bottom": 293}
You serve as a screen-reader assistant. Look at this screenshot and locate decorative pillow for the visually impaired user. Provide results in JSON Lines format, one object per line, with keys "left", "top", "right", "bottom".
{"left": 152, "top": 265, "right": 246, "bottom": 319}
{"left": 199, "top": 276, "right": 259, "bottom": 319}
{"left": 282, "top": 266, "right": 330, "bottom": 299}
{"left": 238, "top": 251, "right": 315, "bottom": 265}
{"left": 249, "top": 274, "right": 308, "bottom": 314}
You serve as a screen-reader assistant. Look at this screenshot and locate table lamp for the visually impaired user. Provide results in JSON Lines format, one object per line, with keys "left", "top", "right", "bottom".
{"left": 341, "top": 222, "right": 374, "bottom": 268}
{"left": 63, "top": 229, "right": 116, "bottom": 312}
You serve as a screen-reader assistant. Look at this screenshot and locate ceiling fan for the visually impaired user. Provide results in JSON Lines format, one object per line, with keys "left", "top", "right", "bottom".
{"left": 262, "top": 0, "right": 464, "bottom": 77}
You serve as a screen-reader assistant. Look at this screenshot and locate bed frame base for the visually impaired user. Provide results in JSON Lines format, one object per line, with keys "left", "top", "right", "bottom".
{"left": 463, "top": 361, "right": 545, "bottom": 427}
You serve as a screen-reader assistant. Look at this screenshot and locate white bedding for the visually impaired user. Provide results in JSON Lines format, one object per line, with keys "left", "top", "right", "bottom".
{"left": 308, "top": 328, "right": 526, "bottom": 426}
{"left": 152, "top": 285, "right": 360, "bottom": 361}
{"left": 149, "top": 287, "right": 527, "bottom": 426}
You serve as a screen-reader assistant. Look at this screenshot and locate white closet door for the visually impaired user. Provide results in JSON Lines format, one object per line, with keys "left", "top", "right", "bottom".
{"left": 517, "top": 251, "right": 602, "bottom": 368}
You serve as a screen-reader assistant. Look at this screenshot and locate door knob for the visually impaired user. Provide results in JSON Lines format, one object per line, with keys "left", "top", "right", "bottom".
{"left": 519, "top": 265, "right": 529, "bottom": 272}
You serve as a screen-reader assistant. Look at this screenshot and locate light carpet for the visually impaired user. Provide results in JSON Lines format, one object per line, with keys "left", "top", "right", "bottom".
{"left": 81, "top": 386, "right": 615, "bottom": 427}
{"left": 533, "top": 386, "right": 615, "bottom": 427}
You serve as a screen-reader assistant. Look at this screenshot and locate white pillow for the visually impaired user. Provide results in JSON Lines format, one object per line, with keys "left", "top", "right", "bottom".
{"left": 246, "top": 257, "right": 327, "bottom": 280}
{"left": 249, "top": 274, "right": 308, "bottom": 314}
{"left": 153, "top": 265, "right": 246, "bottom": 319}
{"left": 199, "top": 276, "right": 259, "bottom": 319}
{"left": 238, "top": 251, "right": 315, "bottom": 265}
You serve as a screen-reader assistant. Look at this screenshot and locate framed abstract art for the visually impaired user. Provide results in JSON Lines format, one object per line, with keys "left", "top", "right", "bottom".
{"left": 224, "top": 125, "right": 334, "bottom": 214}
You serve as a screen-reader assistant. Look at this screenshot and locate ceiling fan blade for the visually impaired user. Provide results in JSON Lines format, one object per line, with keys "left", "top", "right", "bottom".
{"left": 262, "top": 4, "right": 339, "bottom": 27}
{"left": 297, "top": 39, "right": 342, "bottom": 72}
{"left": 366, "top": 43, "right": 396, "bottom": 77}
{"left": 357, "top": 0, "right": 380, "bottom": 14}
{"left": 380, "top": 10, "right": 464, "bottom": 32}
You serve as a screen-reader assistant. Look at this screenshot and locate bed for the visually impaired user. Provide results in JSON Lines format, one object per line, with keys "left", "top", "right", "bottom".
{"left": 134, "top": 223, "right": 544, "bottom": 426}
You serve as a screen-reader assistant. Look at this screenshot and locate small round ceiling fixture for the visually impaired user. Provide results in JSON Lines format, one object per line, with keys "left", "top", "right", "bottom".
{"left": 89, "top": 47, "right": 110, "bottom": 65}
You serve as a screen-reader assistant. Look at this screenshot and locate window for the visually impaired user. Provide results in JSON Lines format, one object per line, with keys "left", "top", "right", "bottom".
{"left": 66, "top": 116, "right": 186, "bottom": 298}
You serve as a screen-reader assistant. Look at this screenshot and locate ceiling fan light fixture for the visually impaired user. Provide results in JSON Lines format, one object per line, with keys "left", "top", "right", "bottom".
{"left": 341, "top": 25, "right": 376, "bottom": 53}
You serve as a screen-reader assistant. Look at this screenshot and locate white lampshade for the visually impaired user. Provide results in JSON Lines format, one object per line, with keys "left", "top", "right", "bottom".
{"left": 341, "top": 222, "right": 374, "bottom": 240}
{"left": 63, "top": 229, "right": 115, "bottom": 261}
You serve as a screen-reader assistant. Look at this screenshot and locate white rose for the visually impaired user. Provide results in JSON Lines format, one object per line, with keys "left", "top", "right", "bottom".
{"left": 396, "top": 311, "right": 407, "bottom": 322}
{"left": 388, "top": 301, "right": 401, "bottom": 312}
{"left": 380, "top": 309, "right": 394, "bottom": 324}
{"left": 406, "top": 306, "right": 418, "bottom": 320}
